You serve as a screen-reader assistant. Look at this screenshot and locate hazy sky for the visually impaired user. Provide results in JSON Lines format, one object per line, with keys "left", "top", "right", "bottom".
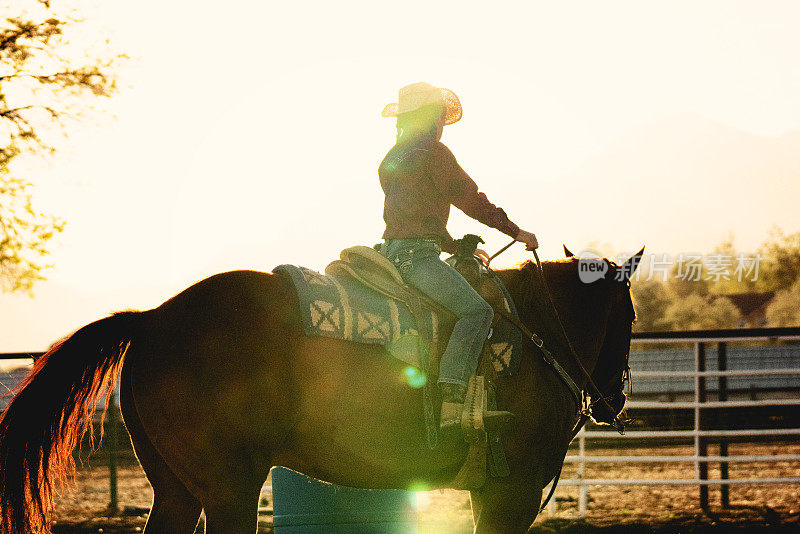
{"left": 3, "top": 0, "right": 800, "bottom": 351}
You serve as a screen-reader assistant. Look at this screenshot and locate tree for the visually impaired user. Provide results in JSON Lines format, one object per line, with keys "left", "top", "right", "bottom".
{"left": 656, "top": 293, "right": 742, "bottom": 331}
{"left": 665, "top": 255, "right": 710, "bottom": 299}
{"left": 0, "top": 0, "right": 119, "bottom": 293}
{"left": 706, "top": 233, "right": 759, "bottom": 295}
{"left": 765, "top": 278, "right": 800, "bottom": 327}
{"left": 629, "top": 232, "right": 800, "bottom": 332}
{"left": 757, "top": 227, "right": 800, "bottom": 292}
{"left": 631, "top": 279, "right": 670, "bottom": 332}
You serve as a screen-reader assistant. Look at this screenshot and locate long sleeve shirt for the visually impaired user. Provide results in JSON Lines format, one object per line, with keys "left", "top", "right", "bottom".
{"left": 379, "top": 135, "right": 519, "bottom": 254}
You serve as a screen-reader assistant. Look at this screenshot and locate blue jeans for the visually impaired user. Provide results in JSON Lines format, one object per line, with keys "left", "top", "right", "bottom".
{"left": 381, "top": 238, "right": 494, "bottom": 387}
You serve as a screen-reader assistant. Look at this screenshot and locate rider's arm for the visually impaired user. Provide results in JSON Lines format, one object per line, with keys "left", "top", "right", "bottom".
{"left": 433, "top": 143, "right": 520, "bottom": 240}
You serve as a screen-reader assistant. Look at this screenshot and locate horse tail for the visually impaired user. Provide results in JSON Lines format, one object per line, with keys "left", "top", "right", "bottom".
{"left": 0, "top": 310, "right": 143, "bottom": 534}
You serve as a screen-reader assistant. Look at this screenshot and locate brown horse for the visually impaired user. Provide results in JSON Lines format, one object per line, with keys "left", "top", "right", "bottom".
{"left": 0, "top": 249, "right": 642, "bottom": 534}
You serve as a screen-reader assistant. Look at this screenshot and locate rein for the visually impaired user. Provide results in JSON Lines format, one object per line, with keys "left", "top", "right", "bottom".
{"left": 494, "top": 309, "right": 582, "bottom": 409}
{"left": 492, "top": 308, "right": 591, "bottom": 512}
{"left": 530, "top": 249, "right": 627, "bottom": 434}
{"left": 540, "top": 412, "right": 590, "bottom": 512}
{"left": 488, "top": 239, "right": 626, "bottom": 433}
{"left": 487, "top": 240, "right": 627, "bottom": 512}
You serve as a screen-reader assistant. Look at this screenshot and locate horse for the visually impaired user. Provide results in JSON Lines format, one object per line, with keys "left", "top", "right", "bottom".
{"left": 0, "top": 247, "right": 643, "bottom": 534}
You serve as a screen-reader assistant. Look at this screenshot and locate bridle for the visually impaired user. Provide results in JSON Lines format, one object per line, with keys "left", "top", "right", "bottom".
{"left": 578, "top": 268, "right": 636, "bottom": 427}
{"left": 486, "top": 241, "right": 636, "bottom": 512}
{"left": 492, "top": 246, "right": 632, "bottom": 432}
{"left": 534, "top": 248, "right": 632, "bottom": 431}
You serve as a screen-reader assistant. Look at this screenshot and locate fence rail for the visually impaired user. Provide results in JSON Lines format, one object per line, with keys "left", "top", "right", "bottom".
{"left": 625, "top": 398, "right": 800, "bottom": 409}
{"left": 634, "top": 368, "right": 800, "bottom": 378}
{"left": 558, "top": 478, "right": 800, "bottom": 486}
{"left": 0, "top": 352, "right": 43, "bottom": 360}
{"left": 545, "top": 326, "right": 800, "bottom": 517}
{"left": 563, "top": 454, "right": 800, "bottom": 462}
{"left": 582, "top": 428, "right": 800, "bottom": 438}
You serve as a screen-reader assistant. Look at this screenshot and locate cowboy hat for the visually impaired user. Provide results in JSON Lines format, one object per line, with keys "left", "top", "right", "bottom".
{"left": 381, "top": 82, "right": 462, "bottom": 125}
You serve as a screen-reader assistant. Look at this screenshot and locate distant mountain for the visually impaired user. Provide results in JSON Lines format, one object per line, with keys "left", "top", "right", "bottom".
{"left": 560, "top": 113, "right": 800, "bottom": 254}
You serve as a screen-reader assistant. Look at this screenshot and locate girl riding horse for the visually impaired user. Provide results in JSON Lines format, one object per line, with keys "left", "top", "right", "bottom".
{"left": 379, "top": 82, "right": 539, "bottom": 430}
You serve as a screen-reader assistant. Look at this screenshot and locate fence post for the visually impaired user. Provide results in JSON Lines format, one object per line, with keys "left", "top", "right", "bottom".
{"left": 695, "top": 342, "right": 709, "bottom": 512}
{"left": 718, "top": 341, "right": 730, "bottom": 508}
{"left": 578, "top": 433, "right": 587, "bottom": 517}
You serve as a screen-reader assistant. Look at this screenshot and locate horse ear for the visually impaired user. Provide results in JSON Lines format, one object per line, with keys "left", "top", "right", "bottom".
{"left": 620, "top": 246, "right": 645, "bottom": 281}
{"left": 563, "top": 244, "right": 574, "bottom": 258}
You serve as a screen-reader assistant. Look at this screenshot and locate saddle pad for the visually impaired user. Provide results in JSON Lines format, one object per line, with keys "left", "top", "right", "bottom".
{"left": 273, "top": 263, "right": 524, "bottom": 377}
{"left": 274, "top": 264, "right": 437, "bottom": 368}
{"left": 482, "top": 269, "right": 525, "bottom": 377}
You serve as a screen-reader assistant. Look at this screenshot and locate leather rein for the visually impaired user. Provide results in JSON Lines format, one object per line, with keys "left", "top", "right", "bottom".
{"left": 486, "top": 240, "right": 630, "bottom": 512}
{"left": 488, "top": 242, "right": 627, "bottom": 432}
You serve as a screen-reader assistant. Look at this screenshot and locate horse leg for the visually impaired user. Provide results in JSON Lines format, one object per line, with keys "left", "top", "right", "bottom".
{"left": 470, "top": 474, "right": 543, "bottom": 533}
{"left": 141, "top": 453, "right": 204, "bottom": 534}
{"left": 120, "top": 360, "right": 202, "bottom": 533}
{"left": 202, "top": 485, "right": 263, "bottom": 534}
{"left": 188, "top": 446, "right": 267, "bottom": 534}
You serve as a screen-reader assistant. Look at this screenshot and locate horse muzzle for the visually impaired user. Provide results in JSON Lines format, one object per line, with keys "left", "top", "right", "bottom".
{"left": 590, "top": 391, "right": 627, "bottom": 426}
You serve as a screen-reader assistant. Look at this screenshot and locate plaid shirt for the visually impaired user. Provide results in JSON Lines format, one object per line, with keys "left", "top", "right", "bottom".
{"left": 379, "top": 135, "right": 519, "bottom": 254}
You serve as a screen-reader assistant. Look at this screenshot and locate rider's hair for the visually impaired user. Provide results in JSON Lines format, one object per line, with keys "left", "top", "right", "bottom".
{"left": 396, "top": 103, "right": 445, "bottom": 142}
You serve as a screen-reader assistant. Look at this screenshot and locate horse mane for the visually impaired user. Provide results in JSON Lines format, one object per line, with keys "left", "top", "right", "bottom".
{"left": 519, "top": 257, "right": 614, "bottom": 310}
{"left": 498, "top": 258, "right": 596, "bottom": 313}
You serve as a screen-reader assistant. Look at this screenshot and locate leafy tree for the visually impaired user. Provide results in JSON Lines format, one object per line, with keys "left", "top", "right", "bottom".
{"left": 706, "top": 233, "right": 759, "bottom": 295}
{"left": 756, "top": 227, "right": 800, "bottom": 292}
{"left": 0, "top": 0, "right": 119, "bottom": 293}
{"left": 665, "top": 256, "right": 710, "bottom": 299}
{"left": 765, "top": 278, "right": 800, "bottom": 327}
{"left": 631, "top": 279, "right": 670, "bottom": 332}
{"left": 0, "top": 172, "right": 64, "bottom": 292}
{"left": 628, "top": 232, "right": 800, "bottom": 332}
{"left": 656, "top": 293, "right": 741, "bottom": 331}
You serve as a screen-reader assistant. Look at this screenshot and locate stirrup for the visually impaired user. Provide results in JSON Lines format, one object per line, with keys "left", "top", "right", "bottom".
{"left": 440, "top": 377, "right": 516, "bottom": 437}
{"left": 482, "top": 409, "right": 515, "bottom": 433}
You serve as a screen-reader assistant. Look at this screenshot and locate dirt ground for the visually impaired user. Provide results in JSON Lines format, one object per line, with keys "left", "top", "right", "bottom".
{"left": 50, "top": 441, "right": 800, "bottom": 533}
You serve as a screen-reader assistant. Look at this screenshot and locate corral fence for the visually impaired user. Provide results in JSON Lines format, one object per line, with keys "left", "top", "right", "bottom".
{"left": 544, "top": 326, "right": 800, "bottom": 517}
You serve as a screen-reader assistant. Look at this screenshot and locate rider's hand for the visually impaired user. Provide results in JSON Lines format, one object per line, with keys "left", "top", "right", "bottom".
{"left": 516, "top": 229, "right": 539, "bottom": 251}
{"left": 475, "top": 248, "right": 490, "bottom": 264}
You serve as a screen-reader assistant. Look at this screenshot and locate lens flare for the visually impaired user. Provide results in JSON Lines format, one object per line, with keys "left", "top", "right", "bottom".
{"left": 404, "top": 366, "right": 427, "bottom": 388}
{"left": 411, "top": 490, "right": 431, "bottom": 511}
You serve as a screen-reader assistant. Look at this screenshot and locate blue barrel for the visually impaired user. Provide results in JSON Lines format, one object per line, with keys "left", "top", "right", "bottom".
{"left": 271, "top": 467, "right": 418, "bottom": 533}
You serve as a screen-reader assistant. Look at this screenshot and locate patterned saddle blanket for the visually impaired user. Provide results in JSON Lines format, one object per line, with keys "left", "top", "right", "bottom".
{"left": 274, "top": 247, "right": 524, "bottom": 377}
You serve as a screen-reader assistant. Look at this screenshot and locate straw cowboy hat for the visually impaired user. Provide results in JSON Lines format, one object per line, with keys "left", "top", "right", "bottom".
{"left": 381, "top": 82, "right": 463, "bottom": 125}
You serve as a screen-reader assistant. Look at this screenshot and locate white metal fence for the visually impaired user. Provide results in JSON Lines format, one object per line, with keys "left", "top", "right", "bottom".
{"left": 544, "top": 328, "right": 800, "bottom": 517}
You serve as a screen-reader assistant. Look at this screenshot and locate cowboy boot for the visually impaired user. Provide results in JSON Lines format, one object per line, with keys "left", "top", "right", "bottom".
{"left": 439, "top": 382, "right": 468, "bottom": 429}
{"left": 439, "top": 382, "right": 515, "bottom": 433}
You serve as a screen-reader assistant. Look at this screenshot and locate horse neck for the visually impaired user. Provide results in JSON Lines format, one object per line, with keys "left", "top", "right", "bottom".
{"left": 494, "top": 261, "right": 614, "bottom": 391}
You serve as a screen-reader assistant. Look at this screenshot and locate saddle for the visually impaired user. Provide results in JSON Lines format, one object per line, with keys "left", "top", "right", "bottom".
{"left": 327, "top": 240, "right": 516, "bottom": 342}
{"left": 326, "top": 245, "right": 445, "bottom": 350}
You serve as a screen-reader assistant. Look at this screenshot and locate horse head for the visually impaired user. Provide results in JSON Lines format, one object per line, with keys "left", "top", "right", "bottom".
{"left": 583, "top": 247, "right": 644, "bottom": 426}
{"left": 503, "top": 245, "right": 645, "bottom": 428}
